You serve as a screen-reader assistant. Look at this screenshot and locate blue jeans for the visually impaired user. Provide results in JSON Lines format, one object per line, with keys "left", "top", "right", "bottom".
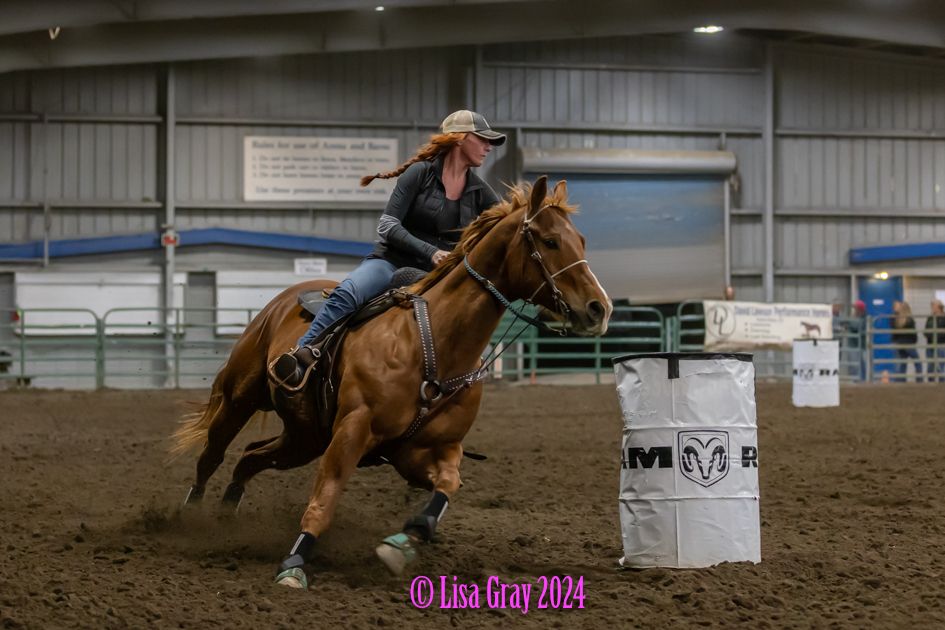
{"left": 927, "top": 347, "right": 945, "bottom": 382}
{"left": 896, "top": 348, "right": 922, "bottom": 382}
{"left": 298, "top": 257, "right": 397, "bottom": 346}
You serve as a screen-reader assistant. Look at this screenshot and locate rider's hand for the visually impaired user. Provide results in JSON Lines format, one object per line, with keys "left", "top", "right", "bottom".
{"left": 431, "top": 250, "right": 450, "bottom": 266}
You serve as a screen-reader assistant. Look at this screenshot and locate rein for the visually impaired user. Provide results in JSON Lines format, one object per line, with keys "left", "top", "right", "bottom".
{"left": 462, "top": 257, "right": 553, "bottom": 333}
{"left": 397, "top": 202, "right": 590, "bottom": 445}
{"left": 463, "top": 203, "right": 589, "bottom": 336}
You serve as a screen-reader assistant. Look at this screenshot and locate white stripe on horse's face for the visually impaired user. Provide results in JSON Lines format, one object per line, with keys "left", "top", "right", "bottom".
{"left": 585, "top": 266, "right": 612, "bottom": 334}
{"left": 562, "top": 263, "right": 611, "bottom": 336}
{"left": 585, "top": 265, "right": 610, "bottom": 308}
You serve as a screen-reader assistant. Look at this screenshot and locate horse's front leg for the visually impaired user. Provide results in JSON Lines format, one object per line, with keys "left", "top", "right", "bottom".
{"left": 375, "top": 442, "right": 463, "bottom": 576}
{"left": 274, "top": 407, "right": 375, "bottom": 589}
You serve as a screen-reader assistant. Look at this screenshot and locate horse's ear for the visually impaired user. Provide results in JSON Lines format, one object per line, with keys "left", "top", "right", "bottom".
{"left": 552, "top": 179, "right": 568, "bottom": 202}
{"left": 530, "top": 175, "right": 548, "bottom": 212}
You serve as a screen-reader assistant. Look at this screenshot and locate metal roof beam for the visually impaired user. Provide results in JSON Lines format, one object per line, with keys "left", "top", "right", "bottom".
{"left": 0, "top": 0, "right": 943, "bottom": 73}
{"left": 0, "top": 0, "right": 547, "bottom": 37}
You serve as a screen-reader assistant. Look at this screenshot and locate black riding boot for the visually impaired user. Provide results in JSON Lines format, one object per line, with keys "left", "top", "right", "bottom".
{"left": 269, "top": 345, "right": 320, "bottom": 391}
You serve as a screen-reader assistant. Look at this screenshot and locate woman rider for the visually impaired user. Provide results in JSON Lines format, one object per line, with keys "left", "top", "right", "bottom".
{"left": 270, "top": 110, "right": 506, "bottom": 390}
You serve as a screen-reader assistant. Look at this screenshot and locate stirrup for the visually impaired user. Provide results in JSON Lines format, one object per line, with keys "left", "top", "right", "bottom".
{"left": 267, "top": 346, "right": 320, "bottom": 393}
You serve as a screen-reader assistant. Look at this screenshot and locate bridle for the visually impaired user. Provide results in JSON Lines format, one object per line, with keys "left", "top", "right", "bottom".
{"left": 394, "top": 202, "right": 591, "bottom": 445}
{"left": 521, "top": 203, "right": 589, "bottom": 321}
{"left": 463, "top": 203, "right": 589, "bottom": 334}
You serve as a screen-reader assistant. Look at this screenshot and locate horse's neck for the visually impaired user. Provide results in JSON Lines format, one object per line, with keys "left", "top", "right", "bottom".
{"left": 421, "top": 262, "right": 506, "bottom": 374}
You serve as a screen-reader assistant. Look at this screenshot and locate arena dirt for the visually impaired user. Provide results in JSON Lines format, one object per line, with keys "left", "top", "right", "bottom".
{"left": 1, "top": 382, "right": 944, "bottom": 629}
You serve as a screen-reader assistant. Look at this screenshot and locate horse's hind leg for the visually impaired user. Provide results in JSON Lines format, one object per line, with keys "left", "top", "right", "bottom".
{"left": 183, "top": 395, "right": 258, "bottom": 505}
{"left": 221, "top": 430, "right": 318, "bottom": 508}
{"left": 376, "top": 443, "right": 463, "bottom": 576}
{"left": 219, "top": 434, "right": 279, "bottom": 506}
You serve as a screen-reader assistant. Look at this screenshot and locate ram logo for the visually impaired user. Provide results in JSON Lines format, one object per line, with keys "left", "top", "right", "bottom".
{"left": 678, "top": 430, "right": 729, "bottom": 487}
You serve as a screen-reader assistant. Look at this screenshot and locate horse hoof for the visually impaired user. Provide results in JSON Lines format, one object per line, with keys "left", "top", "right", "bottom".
{"left": 375, "top": 533, "right": 418, "bottom": 576}
{"left": 221, "top": 483, "right": 244, "bottom": 510}
{"left": 182, "top": 485, "right": 204, "bottom": 506}
{"left": 274, "top": 567, "right": 308, "bottom": 589}
{"left": 375, "top": 544, "right": 408, "bottom": 576}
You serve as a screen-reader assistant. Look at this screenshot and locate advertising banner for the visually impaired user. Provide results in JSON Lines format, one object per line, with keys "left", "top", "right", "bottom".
{"left": 703, "top": 300, "right": 832, "bottom": 351}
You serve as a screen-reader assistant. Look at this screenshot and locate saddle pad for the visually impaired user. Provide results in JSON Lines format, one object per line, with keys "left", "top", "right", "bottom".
{"left": 389, "top": 266, "right": 427, "bottom": 288}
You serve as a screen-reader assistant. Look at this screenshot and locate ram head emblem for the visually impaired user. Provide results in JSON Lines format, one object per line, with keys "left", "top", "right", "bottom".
{"left": 678, "top": 430, "right": 730, "bottom": 487}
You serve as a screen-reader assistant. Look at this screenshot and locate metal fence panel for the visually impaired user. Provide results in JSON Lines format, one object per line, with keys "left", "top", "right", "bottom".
{"left": 0, "top": 308, "right": 101, "bottom": 389}
{"left": 3, "top": 305, "right": 941, "bottom": 388}
{"left": 867, "top": 314, "right": 944, "bottom": 383}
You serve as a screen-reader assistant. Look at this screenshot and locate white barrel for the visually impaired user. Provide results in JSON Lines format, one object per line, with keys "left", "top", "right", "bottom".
{"left": 792, "top": 339, "right": 840, "bottom": 407}
{"left": 613, "top": 352, "right": 761, "bottom": 568}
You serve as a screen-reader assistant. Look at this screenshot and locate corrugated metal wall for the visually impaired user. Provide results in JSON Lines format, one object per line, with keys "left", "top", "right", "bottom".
{"left": 0, "top": 64, "right": 161, "bottom": 254}
{"left": 2, "top": 36, "right": 944, "bottom": 303}
{"left": 170, "top": 49, "right": 459, "bottom": 247}
{"left": 767, "top": 47, "right": 945, "bottom": 303}
{"left": 477, "top": 36, "right": 766, "bottom": 213}
{"left": 0, "top": 50, "right": 458, "bottom": 262}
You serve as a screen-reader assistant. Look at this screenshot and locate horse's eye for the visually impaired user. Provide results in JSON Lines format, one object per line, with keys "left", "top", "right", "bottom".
{"left": 543, "top": 239, "right": 559, "bottom": 250}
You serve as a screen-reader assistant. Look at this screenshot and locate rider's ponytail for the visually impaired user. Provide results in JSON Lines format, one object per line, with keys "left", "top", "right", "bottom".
{"left": 360, "top": 132, "right": 466, "bottom": 186}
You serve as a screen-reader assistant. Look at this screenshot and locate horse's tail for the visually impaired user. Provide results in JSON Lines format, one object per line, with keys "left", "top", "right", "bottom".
{"left": 170, "top": 393, "right": 224, "bottom": 457}
{"left": 169, "top": 394, "right": 271, "bottom": 458}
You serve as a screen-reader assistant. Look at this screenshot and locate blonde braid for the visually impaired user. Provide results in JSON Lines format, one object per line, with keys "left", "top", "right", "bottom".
{"left": 361, "top": 132, "right": 465, "bottom": 187}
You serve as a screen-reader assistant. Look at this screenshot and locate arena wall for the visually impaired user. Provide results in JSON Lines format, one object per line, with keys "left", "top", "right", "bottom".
{"left": 2, "top": 32, "right": 944, "bottom": 323}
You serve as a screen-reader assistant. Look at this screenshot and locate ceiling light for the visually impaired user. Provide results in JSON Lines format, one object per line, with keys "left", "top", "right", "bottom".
{"left": 693, "top": 25, "right": 724, "bottom": 34}
{"left": 375, "top": 5, "right": 385, "bottom": 10}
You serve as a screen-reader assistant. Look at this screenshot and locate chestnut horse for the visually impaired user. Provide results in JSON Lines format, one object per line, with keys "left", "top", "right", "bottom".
{"left": 172, "top": 176, "right": 612, "bottom": 588}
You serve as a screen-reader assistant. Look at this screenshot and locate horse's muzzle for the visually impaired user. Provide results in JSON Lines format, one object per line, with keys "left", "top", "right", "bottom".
{"left": 570, "top": 298, "right": 611, "bottom": 337}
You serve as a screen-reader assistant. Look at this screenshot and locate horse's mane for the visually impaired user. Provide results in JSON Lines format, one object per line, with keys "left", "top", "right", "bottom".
{"left": 410, "top": 180, "right": 577, "bottom": 296}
